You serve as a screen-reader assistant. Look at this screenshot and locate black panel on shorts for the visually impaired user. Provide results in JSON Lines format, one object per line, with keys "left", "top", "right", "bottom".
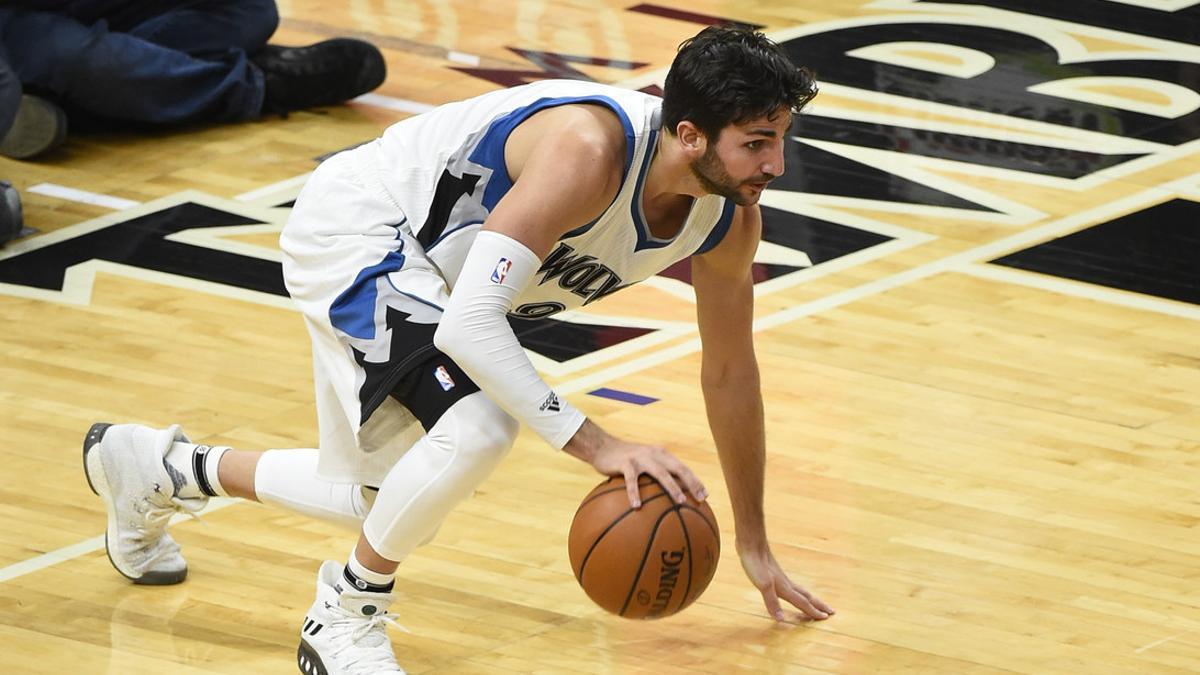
{"left": 387, "top": 351, "right": 481, "bottom": 432}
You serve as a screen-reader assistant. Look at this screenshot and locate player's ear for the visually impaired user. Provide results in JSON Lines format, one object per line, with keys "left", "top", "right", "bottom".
{"left": 675, "top": 120, "right": 706, "bottom": 156}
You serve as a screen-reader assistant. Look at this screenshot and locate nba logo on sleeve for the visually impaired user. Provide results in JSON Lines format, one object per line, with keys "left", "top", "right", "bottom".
{"left": 434, "top": 365, "right": 456, "bottom": 391}
{"left": 491, "top": 258, "right": 512, "bottom": 284}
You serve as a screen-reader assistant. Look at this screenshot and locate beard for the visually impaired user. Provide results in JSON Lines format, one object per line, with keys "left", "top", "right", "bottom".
{"left": 688, "top": 144, "right": 771, "bottom": 206}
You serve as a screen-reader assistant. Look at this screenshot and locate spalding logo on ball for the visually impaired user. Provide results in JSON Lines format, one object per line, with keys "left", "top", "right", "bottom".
{"left": 568, "top": 475, "right": 720, "bottom": 619}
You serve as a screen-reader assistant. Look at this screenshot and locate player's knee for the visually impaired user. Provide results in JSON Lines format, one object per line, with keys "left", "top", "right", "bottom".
{"left": 453, "top": 413, "right": 518, "bottom": 468}
{"left": 434, "top": 396, "right": 518, "bottom": 470}
{"left": 476, "top": 412, "right": 519, "bottom": 464}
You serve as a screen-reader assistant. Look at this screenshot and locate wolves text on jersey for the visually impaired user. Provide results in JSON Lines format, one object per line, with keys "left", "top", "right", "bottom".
{"left": 534, "top": 243, "right": 629, "bottom": 304}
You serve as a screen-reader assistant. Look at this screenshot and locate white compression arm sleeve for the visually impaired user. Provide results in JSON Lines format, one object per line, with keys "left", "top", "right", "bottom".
{"left": 434, "top": 230, "right": 586, "bottom": 449}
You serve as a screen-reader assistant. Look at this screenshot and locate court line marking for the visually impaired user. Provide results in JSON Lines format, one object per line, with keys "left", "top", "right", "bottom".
{"left": 617, "top": 17, "right": 1200, "bottom": 206}
{"left": 165, "top": 223, "right": 286, "bottom": 262}
{"left": 867, "top": 2, "right": 1200, "bottom": 63}
{"left": 1107, "top": 0, "right": 1199, "bottom": 10}
{"left": 447, "top": 51, "right": 481, "bottom": 66}
{"left": 352, "top": 93, "right": 436, "bottom": 115}
{"left": 1135, "top": 631, "right": 1192, "bottom": 654}
{"left": 0, "top": 190, "right": 291, "bottom": 307}
{"left": 0, "top": 536, "right": 105, "bottom": 583}
{"left": 0, "top": 500, "right": 234, "bottom": 584}
{"left": 528, "top": 312, "right": 697, "bottom": 379}
{"left": 955, "top": 264, "right": 1200, "bottom": 322}
{"left": 27, "top": 183, "right": 141, "bottom": 210}
{"left": 234, "top": 173, "right": 312, "bottom": 204}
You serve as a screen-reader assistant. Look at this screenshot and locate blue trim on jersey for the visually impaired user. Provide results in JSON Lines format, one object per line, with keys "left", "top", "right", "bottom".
{"left": 561, "top": 217, "right": 599, "bottom": 240}
{"left": 468, "top": 95, "right": 637, "bottom": 213}
{"left": 630, "top": 128, "right": 681, "bottom": 252}
{"left": 393, "top": 288, "right": 444, "bottom": 312}
{"left": 330, "top": 244, "right": 406, "bottom": 340}
{"left": 694, "top": 198, "right": 736, "bottom": 255}
{"left": 425, "top": 219, "right": 484, "bottom": 252}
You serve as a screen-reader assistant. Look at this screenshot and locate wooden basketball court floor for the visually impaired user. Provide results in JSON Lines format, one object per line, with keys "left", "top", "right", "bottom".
{"left": 2, "top": 1, "right": 1199, "bottom": 672}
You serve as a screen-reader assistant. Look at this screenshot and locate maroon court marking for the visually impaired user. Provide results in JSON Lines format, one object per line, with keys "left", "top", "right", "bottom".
{"left": 626, "top": 4, "right": 764, "bottom": 29}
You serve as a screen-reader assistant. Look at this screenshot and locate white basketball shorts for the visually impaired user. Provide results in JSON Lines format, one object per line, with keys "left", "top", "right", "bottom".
{"left": 280, "top": 142, "right": 481, "bottom": 486}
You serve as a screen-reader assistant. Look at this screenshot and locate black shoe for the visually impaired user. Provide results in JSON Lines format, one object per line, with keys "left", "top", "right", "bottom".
{"left": 253, "top": 38, "right": 386, "bottom": 115}
{"left": 0, "top": 181, "right": 23, "bottom": 246}
{"left": 0, "top": 95, "right": 67, "bottom": 160}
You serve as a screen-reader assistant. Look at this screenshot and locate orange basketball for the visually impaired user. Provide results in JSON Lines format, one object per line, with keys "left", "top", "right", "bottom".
{"left": 568, "top": 475, "right": 720, "bottom": 619}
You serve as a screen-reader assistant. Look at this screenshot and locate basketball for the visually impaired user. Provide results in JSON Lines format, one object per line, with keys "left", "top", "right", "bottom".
{"left": 568, "top": 475, "right": 720, "bottom": 619}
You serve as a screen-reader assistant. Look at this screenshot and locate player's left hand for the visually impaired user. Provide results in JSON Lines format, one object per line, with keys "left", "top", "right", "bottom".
{"left": 737, "top": 542, "right": 834, "bottom": 622}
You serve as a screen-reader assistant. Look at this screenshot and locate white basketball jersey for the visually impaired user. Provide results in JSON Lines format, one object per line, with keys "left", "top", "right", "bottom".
{"left": 372, "top": 79, "right": 734, "bottom": 317}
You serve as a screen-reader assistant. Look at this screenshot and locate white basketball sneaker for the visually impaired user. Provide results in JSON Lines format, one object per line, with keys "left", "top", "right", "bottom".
{"left": 82, "top": 422, "right": 205, "bottom": 584}
{"left": 297, "top": 561, "right": 408, "bottom": 675}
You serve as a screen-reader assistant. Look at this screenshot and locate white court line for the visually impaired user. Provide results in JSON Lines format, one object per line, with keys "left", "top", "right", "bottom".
{"left": 447, "top": 51, "right": 481, "bottom": 66}
{"left": 0, "top": 536, "right": 105, "bottom": 583}
{"left": 0, "top": 499, "right": 233, "bottom": 583}
{"left": 353, "top": 93, "right": 436, "bottom": 115}
{"left": 234, "top": 173, "right": 312, "bottom": 204}
{"left": 28, "top": 183, "right": 140, "bottom": 210}
{"left": 957, "top": 264, "right": 1200, "bottom": 322}
{"left": 1135, "top": 631, "right": 1193, "bottom": 654}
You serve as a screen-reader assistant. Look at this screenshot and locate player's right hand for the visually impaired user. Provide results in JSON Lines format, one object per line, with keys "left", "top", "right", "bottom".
{"left": 563, "top": 420, "right": 707, "bottom": 508}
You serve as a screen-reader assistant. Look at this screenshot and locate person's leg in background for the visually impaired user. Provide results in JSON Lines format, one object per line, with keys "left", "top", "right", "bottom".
{"left": 0, "top": 0, "right": 384, "bottom": 138}
{"left": 0, "top": 55, "right": 26, "bottom": 243}
{"left": 0, "top": 38, "right": 67, "bottom": 161}
{"left": 0, "top": 57, "right": 17, "bottom": 150}
{"left": 108, "top": 0, "right": 390, "bottom": 114}
{"left": 0, "top": 6, "right": 264, "bottom": 127}
{"left": 66, "top": 0, "right": 280, "bottom": 58}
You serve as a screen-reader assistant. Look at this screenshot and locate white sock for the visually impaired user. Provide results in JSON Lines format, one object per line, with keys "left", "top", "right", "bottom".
{"left": 162, "top": 441, "right": 231, "bottom": 500}
{"left": 344, "top": 551, "right": 395, "bottom": 593}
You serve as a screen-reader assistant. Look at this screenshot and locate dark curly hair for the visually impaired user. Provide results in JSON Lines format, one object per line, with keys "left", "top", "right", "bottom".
{"left": 662, "top": 26, "right": 817, "bottom": 140}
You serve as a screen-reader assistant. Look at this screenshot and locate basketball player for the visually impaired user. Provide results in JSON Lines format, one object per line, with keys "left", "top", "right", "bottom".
{"left": 83, "top": 26, "right": 835, "bottom": 675}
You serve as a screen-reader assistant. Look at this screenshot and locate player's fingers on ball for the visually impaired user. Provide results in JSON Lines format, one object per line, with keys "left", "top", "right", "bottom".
{"left": 664, "top": 455, "right": 708, "bottom": 501}
{"left": 623, "top": 468, "right": 643, "bottom": 508}
{"left": 680, "top": 470, "right": 707, "bottom": 502}
{"left": 647, "top": 465, "right": 687, "bottom": 504}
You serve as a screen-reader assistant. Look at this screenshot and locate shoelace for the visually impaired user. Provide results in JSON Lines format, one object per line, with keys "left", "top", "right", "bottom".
{"left": 133, "top": 496, "right": 204, "bottom": 542}
{"left": 134, "top": 502, "right": 176, "bottom": 541}
{"left": 325, "top": 602, "right": 410, "bottom": 673}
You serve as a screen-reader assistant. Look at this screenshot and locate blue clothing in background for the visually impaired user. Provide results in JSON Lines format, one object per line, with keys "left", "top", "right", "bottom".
{"left": 0, "top": 57, "right": 19, "bottom": 135}
{"left": 0, "top": 0, "right": 279, "bottom": 126}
